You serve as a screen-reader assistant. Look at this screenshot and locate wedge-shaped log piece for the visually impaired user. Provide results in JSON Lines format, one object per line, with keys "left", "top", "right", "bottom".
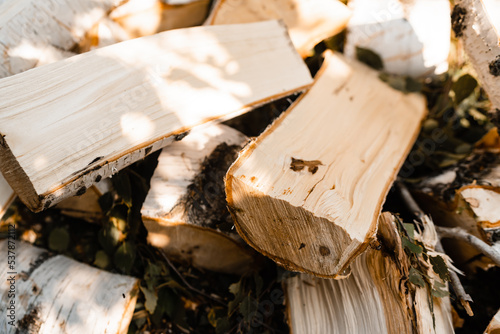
{"left": 206, "top": 0, "right": 352, "bottom": 57}
{"left": 0, "top": 20, "right": 313, "bottom": 212}
{"left": 0, "top": 0, "right": 123, "bottom": 78}
{"left": 142, "top": 124, "right": 254, "bottom": 274}
{"left": 0, "top": 175, "right": 14, "bottom": 218}
{"left": 285, "top": 213, "right": 454, "bottom": 334}
{"left": 0, "top": 240, "right": 138, "bottom": 333}
{"left": 453, "top": 0, "right": 500, "bottom": 110}
{"left": 345, "top": 0, "right": 451, "bottom": 77}
{"left": 226, "top": 52, "right": 427, "bottom": 277}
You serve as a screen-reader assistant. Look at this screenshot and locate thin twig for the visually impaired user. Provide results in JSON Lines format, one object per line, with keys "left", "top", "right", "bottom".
{"left": 397, "top": 181, "right": 474, "bottom": 316}
{"left": 159, "top": 249, "right": 226, "bottom": 306}
{"left": 435, "top": 226, "right": 500, "bottom": 267}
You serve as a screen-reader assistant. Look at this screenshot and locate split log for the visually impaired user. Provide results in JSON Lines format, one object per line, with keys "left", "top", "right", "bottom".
{"left": 206, "top": 0, "right": 352, "bottom": 57}
{"left": 414, "top": 153, "right": 500, "bottom": 271}
{"left": 345, "top": 0, "right": 451, "bottom": 77}
{"left": 226, "top": 51, "right": 427, "bottom": 277}
{"left": 78, "top": 18, "right": 132, "bottom": 52}
{"left": 0, "top": 20, "right": 313, "bottom": 213}
{"left": 56, "top": 179, "right": 112, "bottom": 222}
{"left": 486, "top": 308, "right": 500, "bottom": 334}
{"left": 0, "top": 0, "right": 124, "bottom": 78}
{"left": 142, "top": 124, "right": 254, "bottom": 275}
{"left": 453, "top": 0, "right": 500, "bottom": 111}
{"left": 0, "top": 240, "right": 138, "bottom": 333}
{"left": 110, "top": 0, "right": 210, "bottom": 39}
{"left": 285, "top": 213, "right": 454, "bottom": 334}
{"left": 0, "top": 175, "right": 14, "bottom": 219}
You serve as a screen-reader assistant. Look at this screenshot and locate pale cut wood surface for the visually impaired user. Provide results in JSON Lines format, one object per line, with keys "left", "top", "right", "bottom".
{"left": 345, "top": 0, "right": 451, "bottom": 77}
{"left": 0, "top": 0, "right": 123, "bottom": 78}
{"left": 142, "top": 124, "right": 254, "bottom": 274}
{"left": 0, "top": 20, "right": 313, "bottom": 212}
{"left": 206, "top": 0, "right": 352, "bottom": 57}
{"left": 285, "top": 213, "right": 453, "bottom": 334}
{"left": 454, "top": 0, "right": 500, "bottom": 110}
{"left": 0, "top": 240, "right": 138, "bottom": 333}
{"left": 226, "top": 52, "right": 427, "bottom": 277}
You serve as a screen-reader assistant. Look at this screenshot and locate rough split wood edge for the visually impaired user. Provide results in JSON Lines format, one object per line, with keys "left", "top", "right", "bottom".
{"left": 0, "top": 20, "right": 313, "bottom": 212}
{"left": 0, "top": 240, "right": 138, "bottom": 333}
{"left": 142, "top": 124, "right": 254, "bottom": 275}
{"left": 225, "top": 51, "right": 427, "bottom": 277}
{"left": 205, "top": 0, "right": 352, "bottom": 57}
{"left": 284, "top": 213, "right": 454, "bottom": 334}
{"left": 453, "top": 0, "right": 500, "bottom": 110}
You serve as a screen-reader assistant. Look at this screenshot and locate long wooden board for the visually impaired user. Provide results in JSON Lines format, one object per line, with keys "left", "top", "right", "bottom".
{"left": 0, "top": 20, "right": 313, "bottom": 212}
{"left": 0, "top": 240, "right": 138, "bottom": 333}
{"left": 226, "top": 52, "right": 427, "bottom": 277}
{"left": 0, "top": 0, "right": 123, "bottom": 78}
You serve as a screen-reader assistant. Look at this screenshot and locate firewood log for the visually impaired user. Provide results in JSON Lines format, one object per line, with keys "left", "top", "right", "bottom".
{"left": 0, "top": 0, "right": 124, "bottom": 78}
{"left": 345, "top": 0, "right": 451, "bottom": 77}
{"left": 0, "top": 240, "right": 138, "bottom": 333}
{"left": 206, "top": 0, "right": 352, "bottom": 57}
{"left": 0, "top": 21, "right": 313, "bottom": 212}
{"left": 453, "top": 0, "right": 500, "bottom": 111}
{"left": 486, "top": 308, "right": 500, "bottom": 334}
{"left": 285, "top": 213, "right": 454, "bottom": 334}
{"left": 142, "top": 124, "right": 254, "bottom": 275}
{"left": 0, "top": 175, "right": 14, "bottom": 219}
{"left": 225, "top": 51, "right": 427, "bottom": 277}
{"left": 414, "top": 152, "right": 500, "bottom": 271}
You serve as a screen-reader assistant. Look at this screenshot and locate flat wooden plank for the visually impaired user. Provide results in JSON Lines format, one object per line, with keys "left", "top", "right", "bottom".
{"left": 226, "top": 52, "right": 427, "bottom": 277}
{"left": 0, "top": 0, "right": 123, "bottom": 78}
{"left": 142, "top": 124, "right": 253, "bottom": 274}
{"left": 206, "top": 0, "right": 352, "bottom": 57}
{"left": 0, "top": 20, "right": 313, "bottom": 212}
{"left": 0, "top": 240, "right": 138, "bottom": 333}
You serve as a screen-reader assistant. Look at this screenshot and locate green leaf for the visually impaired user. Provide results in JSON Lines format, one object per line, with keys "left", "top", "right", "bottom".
{"left": 93, "top": 250, "right": 110, "bottom": 269}
{"left": 239, "top": 295, "right": 258, "bottom": 323}
{"left": 429, "top": 256, "right": 451, "bottom": 282}
{"left": 140, "top": 285, "right": 158, "bottom": 314}
{"left": 402, "top": 237, "right": 423, "bottom": 255}
{"left": 452, "top": 74, "right": 477, "bottom": 104}
{"left": 431, "top": 287, "right": 450, "bottom": 298}
{"left": 49, "top": 227, "right": 70, "bottom": 252}
{"left": 144, "top": 261, "right": 162, "bottom": 290}
{"left": 409, "top": 267, "right": 426, "bottom": 288}
{"left": 215, "top": 317, "right": 231, "bottom": 334}
{"left": 402, "top": 223, "right": 415, "bottom": 239}
{"left": 229, "top": 280, "right": 242, "bottom": 296}
{"left": 113, "top": 241, "right": 136, "bottom": 274}
{"left": 356, "top": 47, "right": 384, "bottom": 70}
{"left": 98, "top": 223, "right": 124, "bottom": 254}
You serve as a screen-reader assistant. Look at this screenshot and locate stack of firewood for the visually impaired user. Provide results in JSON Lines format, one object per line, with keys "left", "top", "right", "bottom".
{"left": 1, "top": 0, "right": 500, "bottom": 333}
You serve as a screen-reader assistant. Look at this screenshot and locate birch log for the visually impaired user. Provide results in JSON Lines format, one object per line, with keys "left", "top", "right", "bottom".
{"left": 0, "top": 240, "right": 138, "bottom": 334}
{"left": 225, "top": 52, "right": 427, "bottom": 277}
{"left": 453, "top": 0, "right": 500, "bottom": 111}
{"left": 142, "top": 124, "right": 254, "bottom": 274}
{"left": 0, "top": 0, "right": 124, "bottom": 78}
{"left": 0, "top": 20, "right": 313, "bottom": 213}
{"left": 0, "top": 176, "right": 14, "bottom": 219}
{"left": 206, "top": 0, "right": 352, "bottom": 57}
{"left": 486, "top": 308, "right": 500, "bottom": 334}
{"left": 345, "top": 0, "right": 451, "bottom": 77}
{"left": 285, "top": 213, "right": 454, "bottom": 334}
{"left": 414, "top": 155, "right": 500, "bottom": 271}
